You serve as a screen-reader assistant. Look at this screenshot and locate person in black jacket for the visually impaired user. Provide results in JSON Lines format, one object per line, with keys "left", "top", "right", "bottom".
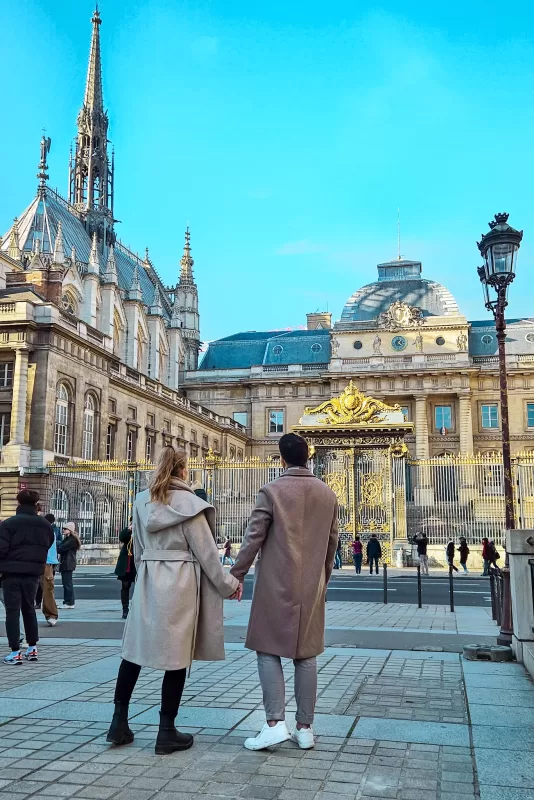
{"left": 458, "top": 537, "right": 470, "bottom": 574}
{"left": 114, "top": 521, "right": 136, "bottom": 619}
{"left": 366, "top": 534, "right": 382, "bottom": 575}
{"left": 57, "top": 522, "right": 81, "bottom": 608}
{"left": 446, "top": 538, "right": 459, "bottom": 573}
{"left": 0, "top": 489, "right": 53, "bottom": 664}
{"left": 413, "top": 533, "right": 429, "bottom": 576}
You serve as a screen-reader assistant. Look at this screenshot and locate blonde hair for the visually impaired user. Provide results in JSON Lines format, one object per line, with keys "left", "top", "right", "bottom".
{"left": 149, "top": 446, "right": 188, "bottom": 504}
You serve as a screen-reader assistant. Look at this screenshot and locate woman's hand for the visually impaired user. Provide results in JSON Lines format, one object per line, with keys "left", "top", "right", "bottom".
{"left": 229, "top": 583, "right": 243, "bottom": 602}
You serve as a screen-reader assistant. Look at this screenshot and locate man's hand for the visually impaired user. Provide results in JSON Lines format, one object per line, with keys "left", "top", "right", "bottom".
{"left": 229, "top": 583, "right": 243, "bottom": 602}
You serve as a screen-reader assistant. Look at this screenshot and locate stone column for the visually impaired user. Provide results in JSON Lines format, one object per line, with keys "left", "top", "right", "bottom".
{"left": 414, "top": 395, "right": 433, "bottom": 506}
{"left": 1, "top": 347, "right": 31, "bottom": 468}
{"left": 458, "top": 392, "right": 476, "bottom": 503}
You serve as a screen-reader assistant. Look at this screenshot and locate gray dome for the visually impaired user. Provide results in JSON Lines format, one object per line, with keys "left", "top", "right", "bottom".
{"left": 340, "top": 259, "right": 459, "bottom": 323}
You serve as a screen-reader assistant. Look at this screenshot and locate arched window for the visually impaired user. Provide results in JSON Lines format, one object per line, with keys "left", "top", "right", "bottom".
{"left": 54, "top": 383, "right": 70, "bottom": 455}
{"left": 50, "top": 489, "right": 69, "bottom": 523}
{"left": 79, "top": 492, "right": 95, "bottom": 543}
{"left": 82, "top": 394, "right": 96, "bottom": 460}
{"left": 60, "top": 291, "right": 77, "bottom": 316}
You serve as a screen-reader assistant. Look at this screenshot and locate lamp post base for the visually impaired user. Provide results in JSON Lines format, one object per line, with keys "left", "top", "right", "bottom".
{"left": 497, "top": 567, "right": 513, "bottom": 646}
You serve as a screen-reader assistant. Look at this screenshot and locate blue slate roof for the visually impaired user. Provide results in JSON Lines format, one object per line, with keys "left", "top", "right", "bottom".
{"left": 1, "top": 188, "right": 171, "bottom": 320}
{"left": 468, "top": 319, "right": 534, "bottom": 356}
{"left": 200, "top": 329, "right": 331, "bottom": 369}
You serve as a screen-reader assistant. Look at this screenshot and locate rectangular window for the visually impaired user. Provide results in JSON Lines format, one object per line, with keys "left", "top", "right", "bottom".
{"left": 191, "top": 430, "right": 197, "bottom": 443}
{"left": 0, "top": 412, "right": 10, "bottom": 448}
{"left": 145, "top": 434, "right": 154, "bottom": 461}
{"left": 164, "top": 418, "right": 171, "bottom": 432}
{"left": 126, "top": 429, "right": 136, "bottom": 462}
{"left": 147, "top": 413, "right": 155, "bottom": 428}
{"left": 127, "top": 406, "right": 136, "bottom": 421}
{"left": 190, "top": 444, "right": 198, "bottom": 458}
{"left": 106, "top": 424, "right": 115, "bottom": 460}
{"left": 233, "top": 412, "right": 248, "bottom": 427}
{"left": 527, "top": 403, "right": 534, "bottom": 428}
{"left": 202, "top": 434, "right": 209, "bottom": 448}
{"left": 109, "top": 398, "right": 117, "bottom": 414}
{"left": 435, "top": 405, "right": 452, "bottom": 430}
{"left": 214, "top": 438, "right": 219, "bottom": 452}
{"left": 54, "top": 401, "right": 68, "bottom": 455}
{"left": 268, "top": 409, "right": 284, "bottom": 434}
{"left": 401, "top": 406, "right": 410, "bottom": 422}
{"left": 481, "top": 403, "right": 499, "bottom": 429}
{"left": 177, "top": 424, "right": 184, "bottom": 438}
{"left": 0, "top": 362, "right": 14, "bottom": 388}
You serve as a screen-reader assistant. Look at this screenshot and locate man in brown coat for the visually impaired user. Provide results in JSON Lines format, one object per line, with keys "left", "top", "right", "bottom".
{"left": 231, "top": 433, "right": 338, "bottom": 751}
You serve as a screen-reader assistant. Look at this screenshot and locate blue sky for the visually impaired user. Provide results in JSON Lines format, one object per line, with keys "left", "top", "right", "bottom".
{"left": 2, "top": 1, "right": 534, "bottom": 342}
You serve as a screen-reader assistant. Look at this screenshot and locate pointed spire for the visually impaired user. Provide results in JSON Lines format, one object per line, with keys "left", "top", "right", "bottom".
{"left": 179, "top": 227, "right": 195, "bottom": 285}
{"left": 149, "top": 283, "right": 164, "bottom": 315}
{"left": 29, "top": 236, "right": 46, "bottom": 270}
{"left": 70, "top": 245, "right": 77, "bottom": 268}
{"left": 170, "top": 292, "right": 182, "bottom": 329}
{"left": 84, "top": 6, "right": 104, "bottom": 115}
{"left": 37, "top": 131, "right": 51, "bottom": 195}
{"left": 87, "top": 232, "right": 100, "bottom": 275}
{"left": 143, "top": 247, "right": 152, "bottom": 270}
{"left": 129, "top": 263, "right": 143, "bottom": 302}
{"left": 52, "top": 221, "right": 66, "bottom": 266}
{"left": 103, "top": 245, "right": 118, "bottom": 284}
{"left": 8, "top": 218, "right": 21, "bottom": 261}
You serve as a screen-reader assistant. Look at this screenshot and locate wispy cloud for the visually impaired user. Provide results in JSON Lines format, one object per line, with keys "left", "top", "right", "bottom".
{"left": 276, "top": 240, "right": 323, "bottom": 256}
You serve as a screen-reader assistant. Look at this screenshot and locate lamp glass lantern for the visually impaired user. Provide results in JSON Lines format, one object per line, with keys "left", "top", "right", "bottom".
{"left": 477, "top": 213, "right": 523, "bottom": 302}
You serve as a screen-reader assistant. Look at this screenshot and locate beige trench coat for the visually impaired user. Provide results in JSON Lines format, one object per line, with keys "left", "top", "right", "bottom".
{"left": 231, "top": 467, "right": 338, "bottom": 660}
{"left": 121, "top": 479, "right": 239, "bottom": 671}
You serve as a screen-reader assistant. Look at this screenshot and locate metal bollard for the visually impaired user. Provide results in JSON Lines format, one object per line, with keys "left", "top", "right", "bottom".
{"left": 489, "top": 571, "right": 497, "bottom": 620}
{"left": 449, "top": 565, "right": 455, "bottom": 613}
{"left": 383, "top": 562, "right": 388, "bottom": 604}
{"left": 417, "top": 563, "right": 422, "bottom": 609}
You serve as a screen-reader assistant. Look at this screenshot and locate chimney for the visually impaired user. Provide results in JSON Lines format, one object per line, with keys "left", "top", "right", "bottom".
{"left": 306, "top": 311, "right": 332, "bottom": 330}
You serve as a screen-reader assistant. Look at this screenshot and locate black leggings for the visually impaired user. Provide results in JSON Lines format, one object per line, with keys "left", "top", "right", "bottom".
{"left": 114, "top": 659, "right": 187, "bottom": 719}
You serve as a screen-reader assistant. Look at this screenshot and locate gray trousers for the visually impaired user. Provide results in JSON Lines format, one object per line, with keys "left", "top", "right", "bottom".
{"left": 257, "top": 652, "right": 317, "bottom": 725}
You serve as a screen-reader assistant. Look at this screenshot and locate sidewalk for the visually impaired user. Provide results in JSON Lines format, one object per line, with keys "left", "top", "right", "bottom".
{"left": 0, "top": 637, "right": 532, "bottom": 800}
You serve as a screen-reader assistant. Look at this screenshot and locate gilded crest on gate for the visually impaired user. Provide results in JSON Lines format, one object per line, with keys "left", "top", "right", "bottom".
{"left": 303, "top": 380, "right": 400, "bottom": 425}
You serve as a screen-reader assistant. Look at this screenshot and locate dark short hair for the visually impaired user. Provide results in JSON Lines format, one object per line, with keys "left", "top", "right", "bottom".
{"left": 44, "top": 513, "right": 55, "bottom": 523}
{"left": 279, "top": 433, "right": 309, "bottom": 467}
{"left": 17, "top": 489, "right": 39, "bottom": 506}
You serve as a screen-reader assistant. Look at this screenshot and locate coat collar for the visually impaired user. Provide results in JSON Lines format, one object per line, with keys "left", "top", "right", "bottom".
{"left": 16, "top": 504, "right": 38, "bottom": 515}
{"left": 168, "top": 477, "right": 195, "bottom": 494}
{"left": 283, "top": 466, "right": 314, "bottom": 477}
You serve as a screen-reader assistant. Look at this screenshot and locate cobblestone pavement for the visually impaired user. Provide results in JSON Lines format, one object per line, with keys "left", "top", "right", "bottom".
{"left": 0, "top": 638, "right": 533, "bottom": 799}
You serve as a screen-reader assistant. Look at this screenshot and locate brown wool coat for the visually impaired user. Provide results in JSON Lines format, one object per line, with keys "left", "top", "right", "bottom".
{"left": 121, "top": 479, "right": 239, "bottom": 671}
{"left": 231, "top": 467, "right": 338, "bottom": 660}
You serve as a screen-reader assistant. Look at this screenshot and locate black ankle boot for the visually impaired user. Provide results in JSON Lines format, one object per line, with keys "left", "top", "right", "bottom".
{"left": 122, "top": 608, "right": 128, "bottom": 620}
{"left": 155, "top": 713, "right": 194, "bottom": 754}
{"left": 106, "top": 702, "right": 134, "bottom": 745}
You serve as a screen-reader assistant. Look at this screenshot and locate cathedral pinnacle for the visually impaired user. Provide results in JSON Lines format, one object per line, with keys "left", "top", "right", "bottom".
{"left": 8, "top": 218, "right": 21, "bottom": 261}
{"left": 179, "top": 227, "right": 195, "bottom": 285}
{"left": 150, "top": 283, "right": 164, "bottom": 316}
{"left": 103, "top": 245, "right": 118, "bottom": 284}
{"left": 129, "top": 263, "right": 143, "bottom": 302}
{"left": 52, "top": 221, "right": 66, "bottom": 265}
{"left": 88, "top": 232, "right": 100, "bottom": 275}
{"left": 84, "top": 6, "right": 104, "bottom": 116}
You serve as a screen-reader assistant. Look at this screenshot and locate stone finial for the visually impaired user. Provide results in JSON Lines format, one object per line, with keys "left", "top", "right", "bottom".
{"left": 8, "top": 218, "right": 21, "bottom": 261}
{"left": 52, "top": 221, "right": 66, "bottom": 266}
{"left": 87, "top": 232, "right": 100, "bottom": 275}
{"left": 103, "top": 244, "right": 118, "bottom": 284}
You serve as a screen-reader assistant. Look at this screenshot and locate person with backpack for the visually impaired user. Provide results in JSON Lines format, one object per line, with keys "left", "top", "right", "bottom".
{"left": 487, "top": 540, "right": 501, "bottom": 571}
{"left": 0, "top": 489, "right": 53, "bottom": 664}
{"left": 351, "top": 536, "right": 363, "bottom": 574}
{"left": 57, "top": 523, "right": 81, "bottom": 608}
{"left": 446, "top": 538, "right": 459, "bottom": 573}
{"left": 458, "top": 537, "right": 470, "bottom": 574}
{"left": 366, "top": 534, "right": 382, "bottom": 575}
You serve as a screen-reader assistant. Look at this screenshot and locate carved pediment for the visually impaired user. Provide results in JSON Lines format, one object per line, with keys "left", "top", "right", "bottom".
{"left": 377, "top": 300, "right": 424, "bottom": 330}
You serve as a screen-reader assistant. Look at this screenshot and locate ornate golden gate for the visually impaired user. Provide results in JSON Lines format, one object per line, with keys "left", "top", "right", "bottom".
{"left": 294, "top": 381, "right": 413, "bottom": 564}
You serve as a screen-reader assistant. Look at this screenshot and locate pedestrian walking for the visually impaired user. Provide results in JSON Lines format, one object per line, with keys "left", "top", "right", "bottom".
{"left": 0, "top": 489, "right": 53, "bottom": 663}
{"left": 446, "top": 538, "right": 459, "bottom": 572}
{"left": 413, "top": 532, "right": 429, "bottom": 576}
{"left": 221, "top": 537, "right": 235, "bottom": 566}
{"left": 114, "top": 520, "right": 136, "bottom": 619}
{"left": 334, "top": 537, "right": 343, "bottom": 569}
{"left": 230, "top": 433, "right": 338, "bottom": 751}
{"left": 487, "top": 540, "right": 501, "bottom": 571}
{"left": 34, "top": 513, "right": 61, "bottom": 610}
{"left": 481, "top": 537, "right": 491, "bottom": 576}
{"left": 351, "top": 535, "right": 363, "bottom": 574}
{"left": 107, "top": 446, "right": 241, "bottom": 754}
{"left": 367, "top": 533, "right": 382, "bottom": 575}
{"left": 458, "top": 537, "right": 470, "bottom": 574}
{"left": 58, "top": 523, "right": 81, "bottom": 608}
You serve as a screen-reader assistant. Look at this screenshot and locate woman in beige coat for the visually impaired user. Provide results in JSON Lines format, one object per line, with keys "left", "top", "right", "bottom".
{"left": 106, "top": 446, "right": 240, "bottom": 754}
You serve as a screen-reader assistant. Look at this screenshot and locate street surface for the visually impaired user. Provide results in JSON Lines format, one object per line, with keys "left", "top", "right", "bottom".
{"left": 62, "top": 568, "right": 492, "bottom": 607}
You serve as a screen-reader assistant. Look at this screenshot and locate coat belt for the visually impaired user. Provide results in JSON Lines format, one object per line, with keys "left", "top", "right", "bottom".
{"left": 141, "top": 550, "right": 197, "bottom": 562}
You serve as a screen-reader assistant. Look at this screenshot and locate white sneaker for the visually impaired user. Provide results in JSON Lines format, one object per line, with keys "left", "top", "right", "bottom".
{"left": 244, "top": 721, "right": 290, "bottom": 750}
{"left": 46, "top": 618, "right": 58, "bottom": 627}
{"left": 291, "top": 726, "right": 315, "bottom": 749}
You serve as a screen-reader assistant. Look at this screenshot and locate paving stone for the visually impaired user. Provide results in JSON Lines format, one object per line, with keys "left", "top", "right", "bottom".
{"left": 476, "top": 748, "right": 534, "bottom": 790}
{"left": 352, "top": 718, "right": 469, "bottom": 746}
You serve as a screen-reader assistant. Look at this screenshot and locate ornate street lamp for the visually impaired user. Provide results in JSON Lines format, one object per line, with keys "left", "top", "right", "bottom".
{"left": 477, "top": 212, "right": 523, "bottom": 645}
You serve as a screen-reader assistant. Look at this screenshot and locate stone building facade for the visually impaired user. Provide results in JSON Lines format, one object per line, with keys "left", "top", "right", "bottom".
{"left": 0, "top": 10, "right": 246, "bottom": 516}
{"left": 185, "top": 258, "right": 534, "bottom": 460}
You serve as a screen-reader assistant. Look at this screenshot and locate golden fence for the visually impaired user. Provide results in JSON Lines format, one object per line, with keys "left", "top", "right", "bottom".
{"left": 45, "top": 452, "right": 534, "bottom": 549}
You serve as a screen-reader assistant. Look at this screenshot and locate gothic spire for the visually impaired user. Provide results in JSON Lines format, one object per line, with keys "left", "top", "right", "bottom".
{"left": 8, "top": 218, "right": 21, "bottom": 261}
{"left": 83, "top": 6, "right": 104, "bottom": 116}
{"left": 179, "top": 227, "right": 196, "bottom": 286}
{"left": 103, "top": 245, "right": 118, "bottom": 284}
{"left": 150, "top": 283, "right": 164, "bottom": 315}
{"left": 87, "top": 232, "right": 100, "bottom": 275}
{"left": 52, "top": 221, "right": 66, "bottom": 265}
{"left": 129, "top": 263, "right": 143, "bottom": 302}
{"left": 37, "top": 132, "right": 51, "bottom": 194}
